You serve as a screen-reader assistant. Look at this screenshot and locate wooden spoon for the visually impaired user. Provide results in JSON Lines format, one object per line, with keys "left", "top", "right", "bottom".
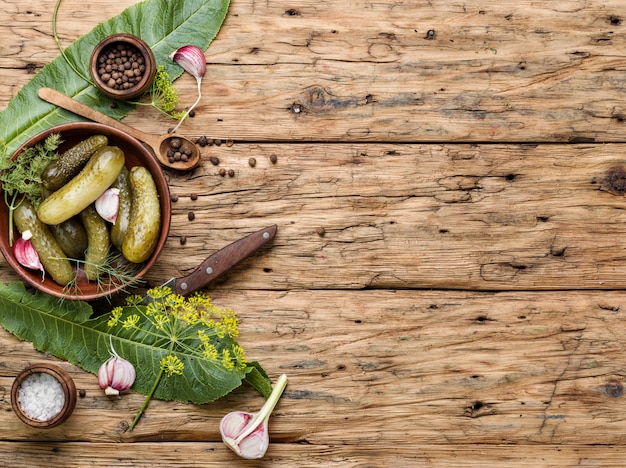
{"left": 38, "top": 87, "right": 200, "bottom": 171}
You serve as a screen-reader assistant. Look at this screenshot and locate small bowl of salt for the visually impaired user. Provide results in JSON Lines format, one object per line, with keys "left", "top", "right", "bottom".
{"left": 11, "top": 363, "right": 77, "bottom": 428}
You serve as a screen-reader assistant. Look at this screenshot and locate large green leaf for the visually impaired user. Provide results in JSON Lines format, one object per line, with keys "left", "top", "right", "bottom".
{"left": 0, "top": 0, "right": 230, "bottom": 157}
{"left": 0, "top": 282, "right": 270, "bottom": 403}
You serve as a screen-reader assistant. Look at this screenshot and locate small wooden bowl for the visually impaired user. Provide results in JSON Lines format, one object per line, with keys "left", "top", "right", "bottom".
{"left": 11, "top": 363, "right": 77, "bottom": 428}
{"left": 90, "top": 33, "right": 157, "bottom": 100}
{"left": 0, "top": 122, "right": 171, "bottom": 301}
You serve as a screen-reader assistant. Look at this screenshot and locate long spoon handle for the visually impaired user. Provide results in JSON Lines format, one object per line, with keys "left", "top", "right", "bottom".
{"left": 37, "top": 87, "right": 153, "bottom": 144}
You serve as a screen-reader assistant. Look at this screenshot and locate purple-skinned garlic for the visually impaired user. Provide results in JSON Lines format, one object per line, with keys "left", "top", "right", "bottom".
{"left": 169, "top": 45, "right": 206, "bottom": 133}
{"left": 98, "top": 341, "right": 136, "bottom": 396}
{"left": 14, "top": 231, "right": 44, "bottom": 279}
{"left": 220, "top": 374, "right": 288, "bottom": 459}
{"left": 95, "top": 188, "right": 120, "bottom": 223}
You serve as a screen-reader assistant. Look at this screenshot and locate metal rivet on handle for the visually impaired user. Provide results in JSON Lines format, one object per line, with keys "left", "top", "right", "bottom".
{"left": 180, "top": 282, "right": 188, "bottom": 290}
{"left": 263, "top": 232, "right": 270, "bottom": 240}
{"left": 206, "top": 267, "right": 214, "bottom": 275}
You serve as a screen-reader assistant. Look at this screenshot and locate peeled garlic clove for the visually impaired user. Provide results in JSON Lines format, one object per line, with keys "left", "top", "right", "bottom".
{"left": 95, "top": 188, "right": 120, "bottom": 223}
{"left": 14, "top": 233, "right": 44, "bottom": 278}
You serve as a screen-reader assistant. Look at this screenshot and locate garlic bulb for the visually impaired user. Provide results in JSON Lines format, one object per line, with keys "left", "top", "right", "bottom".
{"left": 220, "top": 374, "right": 287, "bottom": 459}
{"left": 98, "top": 343, "right": 136, "bottom": 396}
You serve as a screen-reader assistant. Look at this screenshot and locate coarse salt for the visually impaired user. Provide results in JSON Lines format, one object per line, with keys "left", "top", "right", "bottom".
{"left": 17, "top": 372, "right": 65, "bottom": 421}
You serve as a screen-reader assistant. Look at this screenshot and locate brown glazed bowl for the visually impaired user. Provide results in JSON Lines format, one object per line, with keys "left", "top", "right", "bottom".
{"left": 90, "top": 33, "right": 157, "bottom": 100}
{"left": 0, "top": 122, "right": 171, "bottom": 301}
{"left": 11, "top": 363, "right": 77, "bottom": 428}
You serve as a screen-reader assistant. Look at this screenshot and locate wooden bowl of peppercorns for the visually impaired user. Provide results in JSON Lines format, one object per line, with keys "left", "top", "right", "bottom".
{"left": 90, "top": 33, "right": 157, "bottom": 100}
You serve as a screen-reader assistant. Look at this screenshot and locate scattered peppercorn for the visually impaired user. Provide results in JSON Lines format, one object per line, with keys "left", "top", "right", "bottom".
{"left": 228, "top": 169, "right": 235, "bottom": 177}
{"left": 188, "top": 211, "right": 195, "bottom": 221}
{"left": 316, "top": 227, "right": 326, "bottom": 236}
{"left": 96, "top": 42, "right": 147, "bottom": 91}
{"left": 190, "top": 193, "right": 198, "bottom": 200}
{"left": 79, "top": 389, "right": 87, "bottom": 398}
{"left": 196, "top": 136, "right": 208, "bottom": 147}
{"left": 189, "top": 110, "right": 196, "bottom": 118}
{"left": 210, "top": 156, "right": 220, "bottom": 166}
{"left": 248, "top": 157, "right": 257, "bottom": 167}
{"left": 170, "top": 194, "right": 179, "bottom": 202}
{"left": 215, "top": 139, "right": 222, "bottom": 146}
{"left": 226, "top": 139, "right": 234, "bottom": 147}
{"left": 219, "top": 168, "right": 226, "bottom": 177}
{"left": 180, "top": 236, "right": 187, "bottom": 245}
{"left": 270, "top": 154, "right": 278, "bottom": 164}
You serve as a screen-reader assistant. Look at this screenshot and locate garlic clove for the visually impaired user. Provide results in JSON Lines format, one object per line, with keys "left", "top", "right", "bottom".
{"left": 219, "top": 374, "right": 287, "bottom": 459}
{"left": 220, "top": 411, "right": 251, "bottom": 439}
{"left": 95, "top": 188, "right": 120, "bottom": 223}
{"left": 169, "top": 45, "right": 206, "bottom": 79}
{"left": 98, "top": 355, "right": 136, "bottom": 395}
{"left": 14, "top": 233, "right": 44, "bottom": 279}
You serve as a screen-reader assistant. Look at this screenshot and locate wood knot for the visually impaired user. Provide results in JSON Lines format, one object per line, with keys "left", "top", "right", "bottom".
{"left": 602, "top": 381, "right": 624, "bottom": 397}
{"left": 599, "top": 165, "right": 626, "bottom": 195}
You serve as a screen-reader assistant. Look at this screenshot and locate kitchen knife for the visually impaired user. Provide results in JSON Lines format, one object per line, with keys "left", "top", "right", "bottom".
{"left": 142, "top": 224, "right": 277, "bottom": 302}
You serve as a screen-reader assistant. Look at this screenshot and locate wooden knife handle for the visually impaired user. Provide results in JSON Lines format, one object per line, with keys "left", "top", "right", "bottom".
{"left": 173, "top": 225, "right": 278, "bottom": 295}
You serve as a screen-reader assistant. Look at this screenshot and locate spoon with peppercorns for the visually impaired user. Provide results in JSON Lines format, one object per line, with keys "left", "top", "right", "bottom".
{"left": 38, "top": 87, "right": 201, "bottom": 171}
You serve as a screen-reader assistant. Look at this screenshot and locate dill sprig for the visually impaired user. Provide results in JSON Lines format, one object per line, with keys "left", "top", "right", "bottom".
{"left": 0, "top": 134, "right": 62, "bottom": 245}
{"left": 61, "top": 251, "right": 144, "bottom": 300}
{"left": 134, "top": 66, "right": 186, "bottom": 120}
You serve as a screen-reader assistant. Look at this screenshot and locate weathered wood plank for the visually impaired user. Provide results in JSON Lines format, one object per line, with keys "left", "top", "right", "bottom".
{"left": 0, "top": 142, "right": 621, "bottom": 291}
{"left": 4, "top": 442, "right": 626, "bottom": 467}
{"left": 2, "top": 0, "right": 626, "bottom": 142}
{"left": 2, "top": 290, "right": 626, "bottom": 447}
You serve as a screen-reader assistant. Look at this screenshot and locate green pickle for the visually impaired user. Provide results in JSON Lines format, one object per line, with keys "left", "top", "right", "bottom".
{"left": 14, "top": 200, "right": 74, "bottom": 286}
{"left": 37, "top": 145, "right": 125, "bottom": 225}
{"left": 122, "top": 166, "right": 161, "bottom": 264}
{"left": 79, "top": 204, "right": 110, "bottom": 281}
{"left": 110, "top": 167, "right": 131, "bottom": 250}
{"left": 49, "top": 217, "right": 89, "bottom": 260}
{"left": 42, "top": 134, "right": 108, "bottom": 191}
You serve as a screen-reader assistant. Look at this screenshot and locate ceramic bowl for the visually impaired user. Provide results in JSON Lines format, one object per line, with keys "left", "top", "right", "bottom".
{"left": 90, "top": 33, "right": 157, "bottom": 100}
{"left": 11, "top": 363, "right": 77, "bottom": 428}
{"left": 0, "top": 122, "right": 171, "bottom": 301}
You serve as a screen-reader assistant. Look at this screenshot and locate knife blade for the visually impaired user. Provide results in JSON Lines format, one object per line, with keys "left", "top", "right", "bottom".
{"left": 141, "top": 224, "right": 277, "bottom": 303}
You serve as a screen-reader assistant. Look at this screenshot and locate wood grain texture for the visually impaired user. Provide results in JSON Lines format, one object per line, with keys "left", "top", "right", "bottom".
{"left": 2, "top": 0, "right": 626, "bottom": 142}
{"left": 2, "top": 0, "right": 626, "bottom": 465}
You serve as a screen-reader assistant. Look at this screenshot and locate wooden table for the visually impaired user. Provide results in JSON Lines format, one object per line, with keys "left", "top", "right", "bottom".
{"left": 3, "top": 0, "right": 626, "bottom": 465}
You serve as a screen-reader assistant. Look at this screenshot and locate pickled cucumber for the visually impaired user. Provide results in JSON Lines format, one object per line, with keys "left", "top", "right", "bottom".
{"left": 37, "top": 146, "right": 125, "bottom": 225}
{"left": 42, "top": 135, "right": 108, "bottom": 191}
{"left": 14, "top": 200, "right": 74, "bottom": 285}
{"left": 49, "top": 217, "right": 88, "bottom": 260}
{"left": 79, "top": 204, "right": 110, "bottom": 281}
{"left": 122, "top": 166, "right": 161, "bottom": 263}
{"left": 110, "top": 167, "right": 131, "bottom": 250}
